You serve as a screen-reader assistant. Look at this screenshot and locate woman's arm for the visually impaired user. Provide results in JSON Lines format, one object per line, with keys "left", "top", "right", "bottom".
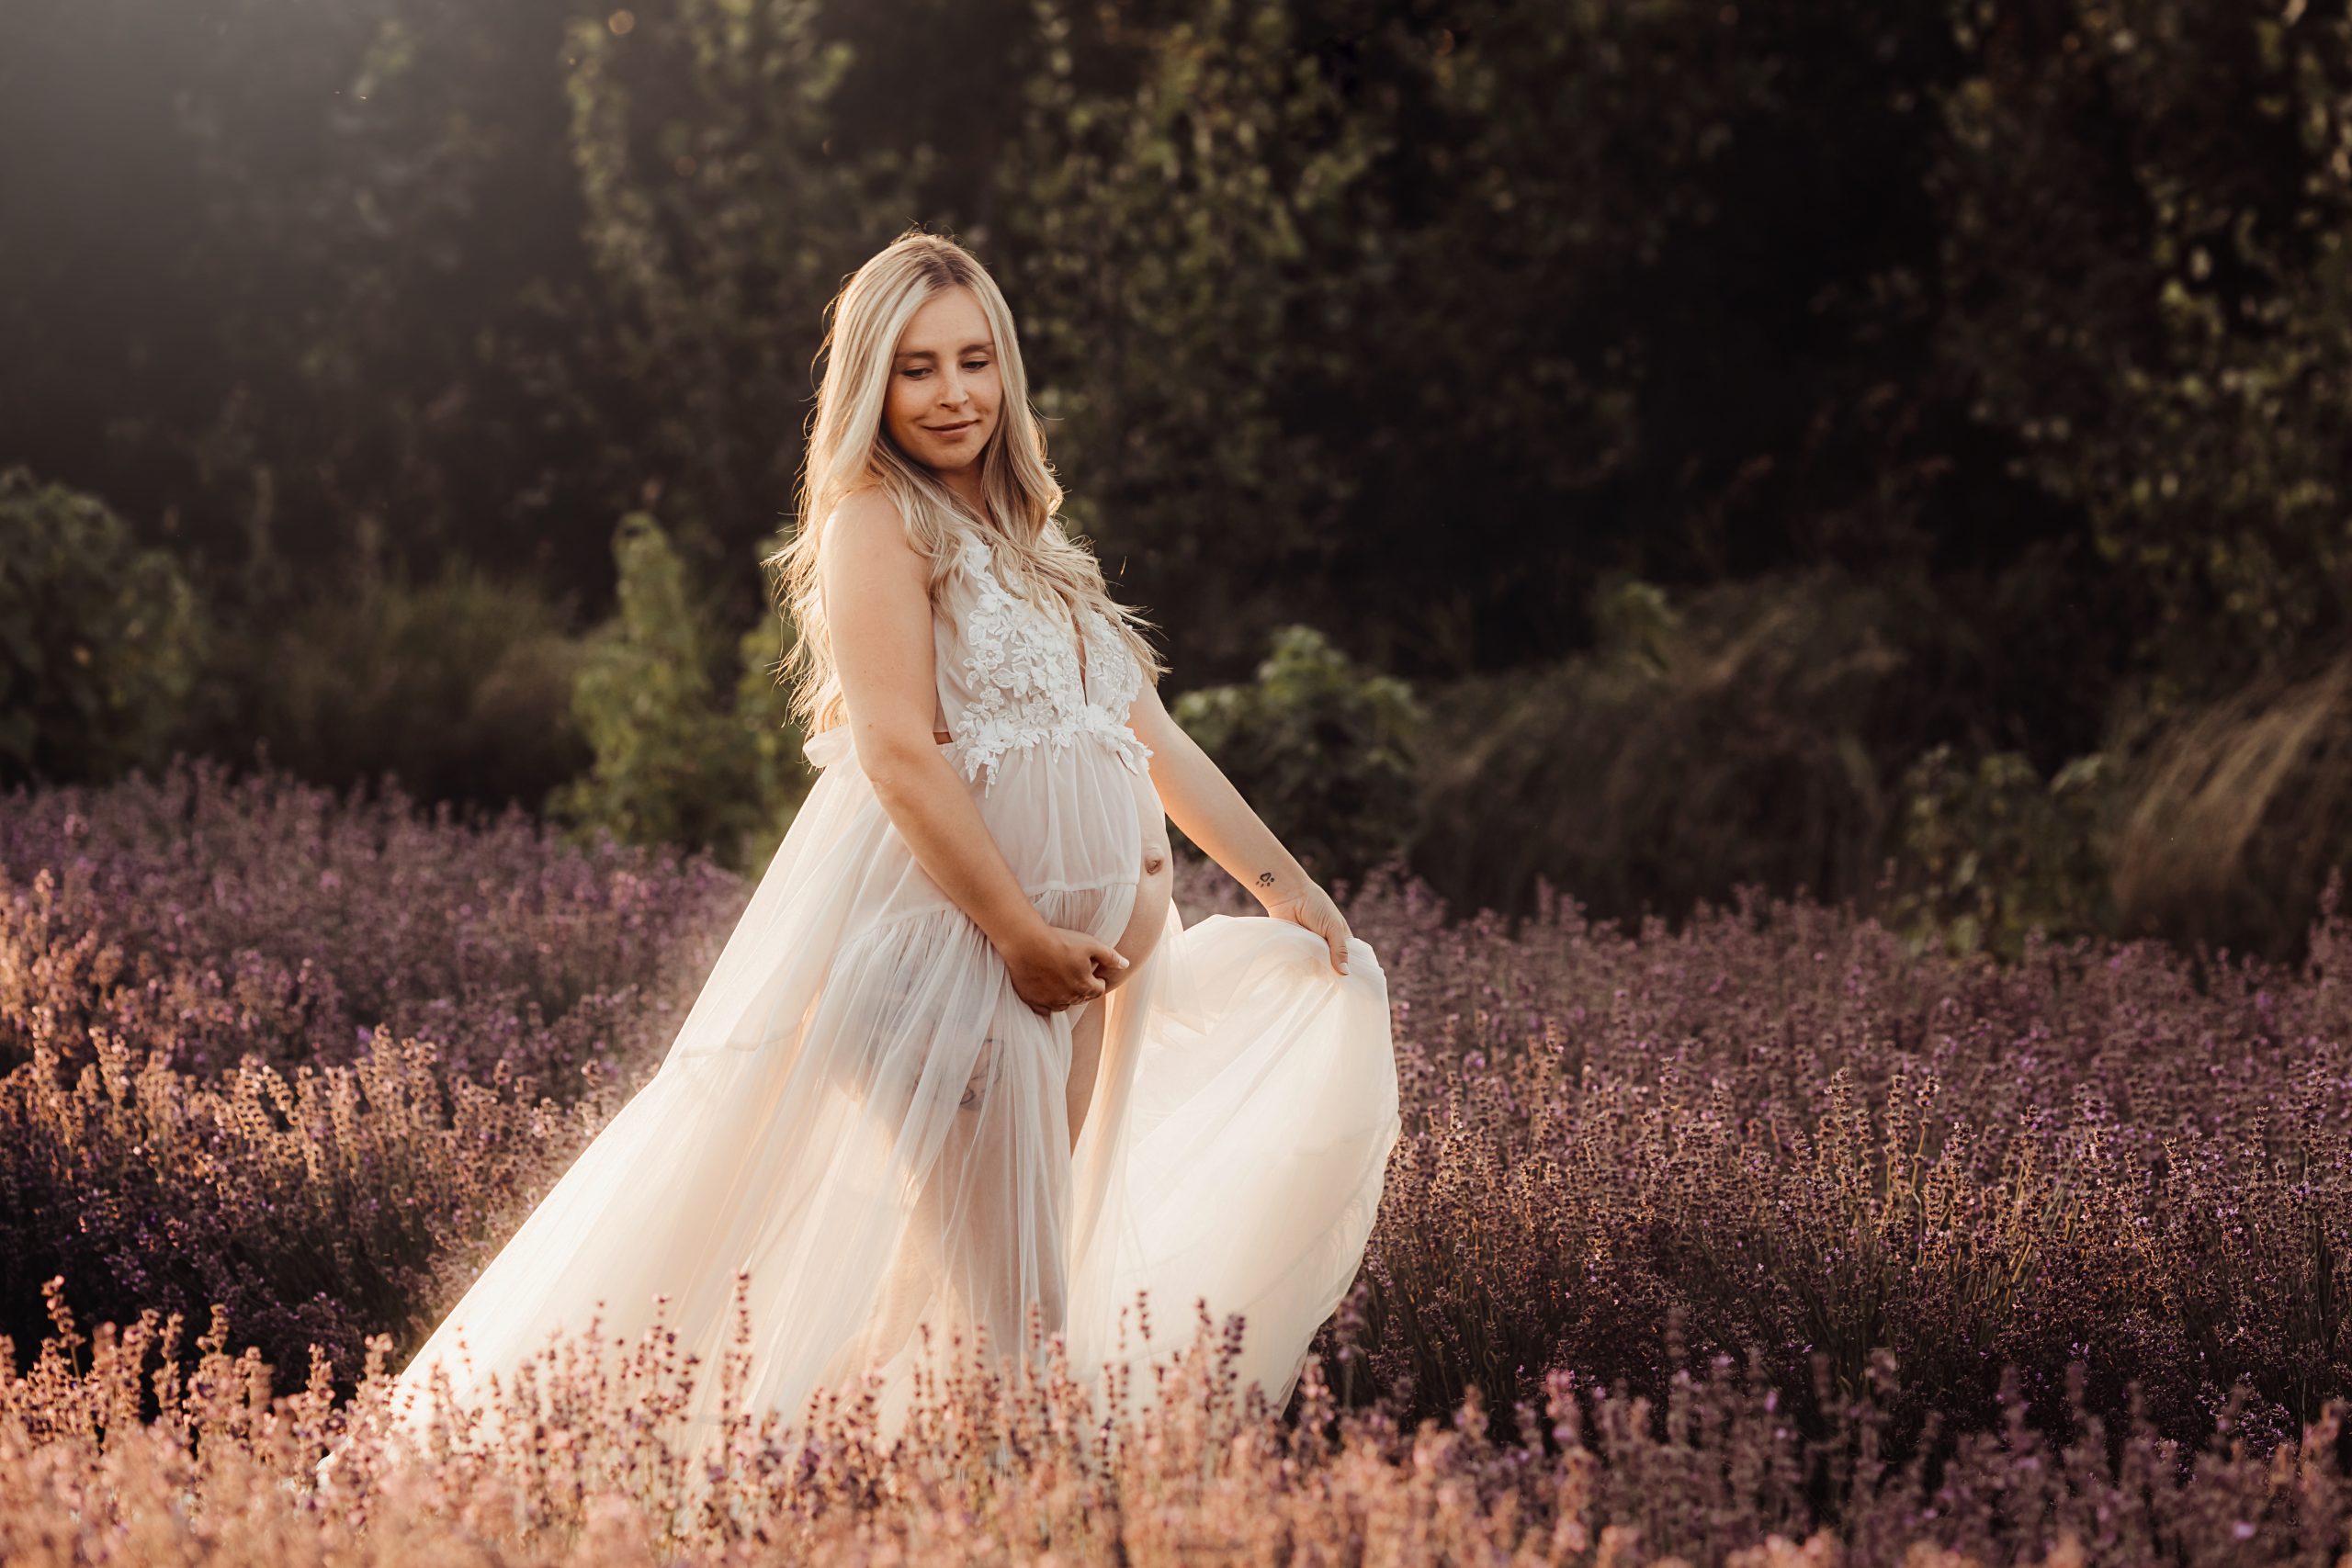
{"left": 822, "top": 492, "right": 1126, "bottom": 1012}
{"left": 1125, "top": 675, "right": 1355, "bottom": 974}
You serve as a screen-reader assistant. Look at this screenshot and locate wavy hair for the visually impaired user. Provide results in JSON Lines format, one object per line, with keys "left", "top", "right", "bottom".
{"left": 765, "top": 227, "right": 1167, "bottom": 739}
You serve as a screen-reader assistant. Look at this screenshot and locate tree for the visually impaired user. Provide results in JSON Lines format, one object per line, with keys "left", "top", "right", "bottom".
{"left": 550, "top": 512, "right": 769, "bottom": 863}
{"left": 1932, "top": 0, "right": 2352, "bottom": 706}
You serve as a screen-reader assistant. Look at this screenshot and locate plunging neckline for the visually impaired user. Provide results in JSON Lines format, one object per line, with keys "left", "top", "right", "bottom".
{"left": 969, "top": 534, "right": 1093, "bottom": 703}
{"left": 933, "top": 533, "right": 1094, "bottom": 746}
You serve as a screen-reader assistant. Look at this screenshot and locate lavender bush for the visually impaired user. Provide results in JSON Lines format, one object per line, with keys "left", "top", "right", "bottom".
{"left": 4, "top": 755, "right": 2351, "bottom": 1560}
{"left": 0, "top": 753, "right": 743, "bottom": 1086}
{"left": 1330, "top": 860, "right": 2352, "bottom": 1463}
{"left": 4, "top": 1275, "right": 2347, "bottom": 1565}
{"left": 0, "top": 756, "right": 745, "bottom": 1386}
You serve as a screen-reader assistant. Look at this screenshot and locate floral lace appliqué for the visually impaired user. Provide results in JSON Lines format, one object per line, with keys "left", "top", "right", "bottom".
{"left": 941, "top": 535, "right": 1154, "bottom": 794}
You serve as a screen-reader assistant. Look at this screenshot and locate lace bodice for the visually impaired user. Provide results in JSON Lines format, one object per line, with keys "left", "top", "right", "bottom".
{"left": 933, "top": 532, "right": 1153, "bottom": 795}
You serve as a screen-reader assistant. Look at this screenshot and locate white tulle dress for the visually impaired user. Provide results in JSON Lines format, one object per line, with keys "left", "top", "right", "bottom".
{"left": 368, "top": 523, "right": 1401, "bottom": 1472}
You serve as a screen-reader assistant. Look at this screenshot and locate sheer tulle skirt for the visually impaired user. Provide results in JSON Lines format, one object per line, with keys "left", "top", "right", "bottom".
{"left": 370, "top": 729, "right": 1399, "bottom": 1474}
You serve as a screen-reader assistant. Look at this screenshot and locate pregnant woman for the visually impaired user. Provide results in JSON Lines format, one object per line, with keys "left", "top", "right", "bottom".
{"left": 332, "top": 228, "right": 1400, "bottom": 1481}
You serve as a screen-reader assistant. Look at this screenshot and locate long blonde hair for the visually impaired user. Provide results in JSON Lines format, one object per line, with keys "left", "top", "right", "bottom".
{"left": 766, "top": 228, "right": 1167, "bottom": 739}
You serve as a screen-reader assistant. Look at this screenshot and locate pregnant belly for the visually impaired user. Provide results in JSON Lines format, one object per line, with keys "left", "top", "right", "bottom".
{"left": 1107, "top": 785, "right": 1174, "bottom": 982}
{"left": 1063, "top": 781, "right": 1172, "bottom": 1148}
{"left": 939, "top": 727, "right": 1170, "bottom": 971}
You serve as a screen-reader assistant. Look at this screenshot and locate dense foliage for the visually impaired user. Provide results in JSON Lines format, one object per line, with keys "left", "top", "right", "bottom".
{"left": 1933, "top": 0, "right": 2352, "bottom": 699}
{"left": 188, "top": 552, "right": 594, "bottom": 815}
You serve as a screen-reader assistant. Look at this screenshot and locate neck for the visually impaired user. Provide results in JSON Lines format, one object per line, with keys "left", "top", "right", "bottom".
{"left": 939, "top": 465, "right": 987, "bottom": 516}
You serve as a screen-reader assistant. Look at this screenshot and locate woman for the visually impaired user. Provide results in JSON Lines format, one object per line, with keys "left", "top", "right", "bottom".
{"left": 341, "top": 229, "right": 1400, "bottom": 1479}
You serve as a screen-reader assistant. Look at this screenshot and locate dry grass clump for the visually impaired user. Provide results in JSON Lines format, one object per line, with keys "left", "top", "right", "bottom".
{"left": 2109, "top": 649, "right": 2352, "bottom": 960}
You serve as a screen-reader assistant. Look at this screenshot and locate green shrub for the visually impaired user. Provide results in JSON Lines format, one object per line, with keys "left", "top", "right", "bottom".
{"left": 731, "top": 613, "right": 815, "bottom": 868}
{"left": 551, "top": 513, "right": 809, "bottom": 870}
{"left": 0, "top": 466, "right": 208, "bottom": 789}
{"left": 1171, "top": 624, "right": 1422, "bottom": 886}
{"left": 205, "top": 552, "right": 590, "bottom": 815}
{"left": 1884, "top": 744, "right": 2121, "bottom": 963}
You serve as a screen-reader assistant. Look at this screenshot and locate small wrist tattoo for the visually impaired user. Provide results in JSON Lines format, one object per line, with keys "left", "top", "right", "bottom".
{"left": 1256, "top": 871, "right": 1276, "bottom": 888}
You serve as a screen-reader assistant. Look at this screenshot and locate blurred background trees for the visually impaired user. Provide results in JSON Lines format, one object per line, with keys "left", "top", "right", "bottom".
{"left": 4, "top": 0, "right": 2349, "bottom": 959}
{"left": 0, "top": 468, "right": 209, "bottom": 787}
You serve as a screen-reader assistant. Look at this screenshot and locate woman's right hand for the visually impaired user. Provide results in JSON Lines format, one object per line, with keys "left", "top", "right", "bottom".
{"left": 1004, "top": 924, "right": 1128, "bottom": 1016}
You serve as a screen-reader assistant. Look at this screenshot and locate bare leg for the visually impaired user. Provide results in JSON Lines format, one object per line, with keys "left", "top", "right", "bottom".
{"left": 930, "top": 1022, "right": 1070, "bottom": 1371}
{"left": 823, "top": 1011, "right": 1071, "bottom": 1397}
{"left": 1067, "top": 998, "right": 1104, "bottom": 1152}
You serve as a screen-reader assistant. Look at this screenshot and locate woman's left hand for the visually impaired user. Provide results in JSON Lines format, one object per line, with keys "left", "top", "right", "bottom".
{"left": 1264, "top": 882, "right": 1353, "bottom": 975}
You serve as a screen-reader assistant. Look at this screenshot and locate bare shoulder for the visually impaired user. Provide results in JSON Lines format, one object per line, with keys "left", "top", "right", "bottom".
{"left": 820, "top": 489, "right": 926, "bottom": 588}
{"left": 826, "top": 487, "right": 913, "bottom": 558}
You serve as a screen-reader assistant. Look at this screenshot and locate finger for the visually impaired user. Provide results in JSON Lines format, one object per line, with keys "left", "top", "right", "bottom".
{"left": 1329, "top": 931, "right": 1350, "bottom": 974}
{"left": 1093, "top": 941, "right": 1131, "bottom": 972}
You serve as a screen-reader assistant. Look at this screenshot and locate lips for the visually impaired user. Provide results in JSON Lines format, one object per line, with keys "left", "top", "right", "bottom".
{"left": 926, "top": 419, "right": 978, "bottom": 434}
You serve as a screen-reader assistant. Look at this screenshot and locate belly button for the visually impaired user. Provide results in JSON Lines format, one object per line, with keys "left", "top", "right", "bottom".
{"left": 1142, "top": 849, "right": 1167, "bottom": 875}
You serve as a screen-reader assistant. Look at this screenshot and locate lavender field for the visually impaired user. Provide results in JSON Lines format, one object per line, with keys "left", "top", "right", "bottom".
{"left": 5, "top": 755, "right": 2351, "bottom": 1565}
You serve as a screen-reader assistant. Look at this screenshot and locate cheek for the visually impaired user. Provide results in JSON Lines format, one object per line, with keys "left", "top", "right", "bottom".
{"left": 884, "top": 382, "right": 922, "bottom": 435}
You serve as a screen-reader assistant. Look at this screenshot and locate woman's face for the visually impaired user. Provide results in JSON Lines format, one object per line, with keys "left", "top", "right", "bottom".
{"left": 884, "top": 285, "right": 1001, "bottom": 477}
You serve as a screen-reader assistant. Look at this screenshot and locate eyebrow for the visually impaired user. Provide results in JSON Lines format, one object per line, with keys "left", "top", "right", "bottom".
{"left": 894, "top": 341, "right": 995, "bottom": 361}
